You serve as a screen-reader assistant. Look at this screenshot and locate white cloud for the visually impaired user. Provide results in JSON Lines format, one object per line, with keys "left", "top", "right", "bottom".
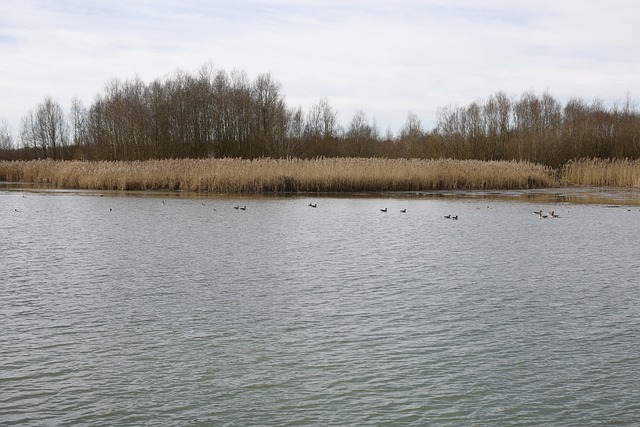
{"left": 1, "top": 0, "right": 639, "bottom": 140}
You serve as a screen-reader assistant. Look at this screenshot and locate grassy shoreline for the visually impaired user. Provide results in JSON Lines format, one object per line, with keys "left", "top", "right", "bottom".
{"left": 0, "top": 158, "right": 639, "bottom": 193}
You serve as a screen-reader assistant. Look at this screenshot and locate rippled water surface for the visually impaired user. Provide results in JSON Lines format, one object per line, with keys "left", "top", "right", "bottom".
{"left": 2, "top": 190, "right": 640, "bottom": 426}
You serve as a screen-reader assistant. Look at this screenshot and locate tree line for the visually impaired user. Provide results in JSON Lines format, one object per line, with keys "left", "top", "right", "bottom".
{"left": 1, "top": 64, "right": 639, "bottom": 167}
{"left": 431, "top": 91, "right": 640, "bottom": 167}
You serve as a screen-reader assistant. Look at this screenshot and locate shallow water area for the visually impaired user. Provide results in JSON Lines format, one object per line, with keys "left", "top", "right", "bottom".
{"left": 4, "top": 181, "right": 640, "bottom": 205}
{"left": 2, "top": 188, "right": 640, "bottom": 426}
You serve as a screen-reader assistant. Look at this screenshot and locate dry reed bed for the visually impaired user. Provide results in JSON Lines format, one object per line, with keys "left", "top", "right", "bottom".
{"left": 561, "top": 158, "right": 640, "bottom": 187}
{"left": 0, "top": 158, "right": 557, "bottom": 192}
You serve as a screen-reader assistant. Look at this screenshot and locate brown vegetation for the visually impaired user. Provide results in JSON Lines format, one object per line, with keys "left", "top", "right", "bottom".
{"left": 433, "top": 91, "right": 640, "bottom": 167}
{"left": 561, "top": 158, "right": 640, "bottom": 187}
{"left": 0, "top": 158, "right": 557, "bottom": 192}
{"left": 1, "top": 64, "right": 639, "bottom": 168}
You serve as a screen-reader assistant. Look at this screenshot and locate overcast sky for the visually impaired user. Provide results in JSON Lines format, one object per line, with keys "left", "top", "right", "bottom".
{"left": 1, "top": 0, "right": 639, "bottom": 138}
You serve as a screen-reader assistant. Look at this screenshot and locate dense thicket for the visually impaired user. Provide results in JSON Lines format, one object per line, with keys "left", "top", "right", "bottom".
{"left": 1, "top": 65, "right": 639, "bottom": 167}
{"left": 432, "top": 91, "right": 640, "bottom": 167}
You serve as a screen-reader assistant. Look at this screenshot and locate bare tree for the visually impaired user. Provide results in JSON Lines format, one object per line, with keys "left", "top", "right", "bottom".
{"left": 400, "top": 111, "right": 423, "bottom": 140}
{"left": 281, "top": 105, "right": 305, "bottom": 157}
{"left": 0, "top": 119, "right": 13, "bottom": 150}
{"left": 562, "top": 97, "right": 589, "bottom": 159}
{"left": 483, "top": 92, "right": 511, "bottom": 159}
{"left": 226, "top": 70, "right": 253, "bottom": 157}
{"left": 252, "top": 72, "right": 286, "bottom": 158}
{"left": 616, "top": 95, "right": 640, "bottom": 158}
{"left": 513, "top": 91, "right": 542, "bottom": 161}
{"left": 465, "top": 101, "right": 484, "bottom": 158}
{"left": 18, "top": 97, "right": 69, "bottom": 159}
{"left": 20, "top": 111, "right": 38, "bottom": 158}
{"left": 344, "top": 110, "right": 379, "bottom": 157}
{"left": 69, "top": 97, "right": 89, "bottom": 158}
{"left": 37, "top": 97, "right": 69, "bottom": 159}
{"left": 306, "top": 98, "right": 338, "bottom": 139}
{"left": 89, "top": 79, "right": 127, "bottom": 160}
{"left": 304, "top": 98, "right": 339, "bottom": 156}
{"left": 399, "top": 112, "right": 425, "bottom": 157}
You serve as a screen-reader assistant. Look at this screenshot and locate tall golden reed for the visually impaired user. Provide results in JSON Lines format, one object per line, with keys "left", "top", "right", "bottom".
{"left": 0, "top": 158, "right": 557, "bottom": 192}
{"left": 561, "top": 158, "right": 640, "bottom": 188}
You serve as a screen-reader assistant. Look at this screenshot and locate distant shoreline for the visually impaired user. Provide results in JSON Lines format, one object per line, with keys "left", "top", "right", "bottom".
{"left": 1, "top": 158, "right": 639, "bottom": 204}
{"left": 2, "top": 181, "right": 640, "bottom": 207}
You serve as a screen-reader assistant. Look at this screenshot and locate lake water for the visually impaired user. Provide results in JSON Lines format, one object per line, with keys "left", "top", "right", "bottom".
{"left": 2, "top": 189, "right": 640, "bottom": 426}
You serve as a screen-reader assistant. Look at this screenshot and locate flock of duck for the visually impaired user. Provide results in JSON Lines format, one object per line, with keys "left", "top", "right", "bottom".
{"left": 329, "top": 204, "right": 457, "bottom": 218}
{"left": 534, "top": 209, "right": 560, "bottom": 219}
{"left": 158, "top": 202, "right": 568, "bottom": 222}
{"left": 11, "top": 196, "right": 577, "bottom": 222}
{"left": 380, "top": 207, "right": 408, "bottom": 213}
